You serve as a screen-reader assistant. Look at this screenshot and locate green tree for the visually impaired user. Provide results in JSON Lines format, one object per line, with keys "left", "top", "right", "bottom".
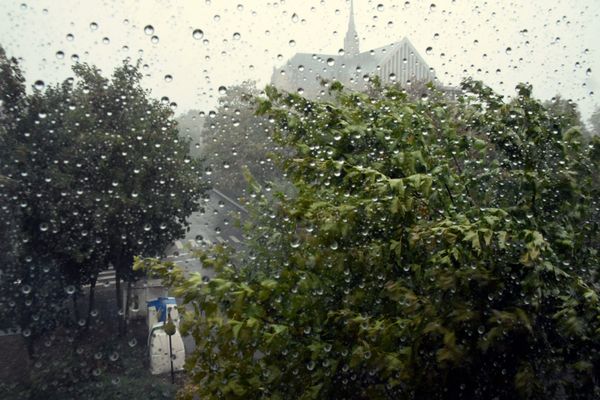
{"left": 1, "top": 58, "right": 208, "bottom": 335}
{"left": 1, "top": 46, "right": 73, "bottom": 353}
{"left": 200, "top": 81, "right": 286, "bottom": 198}
{"left": 142, "top": 79, "right": 600, "bottom": 400}
{"left": 544, "top": 94, "right": 588, "bottom": 136}
{"left": 177, "top": 109, "right": 205, "bottom": 159}
{"left": 590, "top": 106, "right": 600, "bottom": 136}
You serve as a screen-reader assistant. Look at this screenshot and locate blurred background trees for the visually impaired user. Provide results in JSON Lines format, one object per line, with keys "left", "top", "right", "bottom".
{"left": 196, "top": 81, "right": 288, "bottom": 199}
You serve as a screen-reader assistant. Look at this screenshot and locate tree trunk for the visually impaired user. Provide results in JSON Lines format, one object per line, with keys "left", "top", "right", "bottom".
{"left": 115, "top": 264, "right": 124, "bottom": 336}
{"left": 86, "top": 276, "right": 97, "bottom": 329}
{"left": 124, "top": 280, "right": 132, "bottom": 334}
{"left": 72, "top": 291, "right": 80, "bottom": 324}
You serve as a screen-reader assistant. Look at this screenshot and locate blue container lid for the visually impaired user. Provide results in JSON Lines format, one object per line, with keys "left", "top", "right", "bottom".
{"left": 146, "top": 297, "right": 177, "bottom": 322}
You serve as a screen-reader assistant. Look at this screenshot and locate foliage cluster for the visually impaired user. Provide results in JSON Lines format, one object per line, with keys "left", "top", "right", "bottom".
{"left": 144, "top": 80, "right": 600, "bottom": 399}
{"left": 198, "top": 81, "right": 287, "bottom": 198}
{"left": 0, "top": 46, "right": 206, "bottom": 345}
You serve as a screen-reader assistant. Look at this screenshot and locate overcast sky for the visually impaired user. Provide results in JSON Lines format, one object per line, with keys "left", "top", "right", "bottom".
{"left": 1, "top": 0, "right": 598, "bottom": 120}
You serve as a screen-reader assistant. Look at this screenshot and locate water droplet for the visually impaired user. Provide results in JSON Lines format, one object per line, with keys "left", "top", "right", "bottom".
{"left": 233, "top": 32, "right": 241, "bottom": 40}
{"left": 586, "top": 68, "right": 592, "bottom": 76}
{"left": 505, "top": 47, "right": 512, "bottom": 55}
{"left": 89, "top": 22, "right": 98, "bottom": 31}
{"left": 151, "top": 35, "right": 159, "bottom": 44}
{"left": 66, "top": 33, "right": 74, "bottom": 41}
{"left": 426, "top": 46, "right": 433, "bottom": 55}
{"left": 292, "top": 13, "right": 299, "bottom": 23}
{"left": 327, "top": 58, "right": 335, "bottom": 66}
{"left": 144, "top": 25, "right": 154, "bottom": 35}
{"left": 193, "top": 29, "right": 204, "bottom": 40}
{"left": 65, "top": 285, "right": 76, "bottom": 295}
{"left": 34, "top": 80, "right": 45, "bottom": 90}
{"left": 109, "top": 352, "right": 120, "bottom": 362}
{"left": 164, "top": 74, "right": 173, "bottom": 82}
{"left": 128, "top": 338, "right": 138, "bottom": 347}
{"left": 377, "top": 4, "right": 384, "bottom": 11}
{"left": 218, "top": 85, "right": 227, "bottom": 95}
{"left": 102, "top": 37, "right": 110, "bottom": 44}
{"left": 21, "top": 285, "right": 32, "bottom": 295}
{"left": 55, "top": 51, "right": 65, "bottom": 59}
{"left": 430, "top": 3, "right": 436, "bottom": 11}
{"left": 330, "top": 241, "right": 339, "bottom": 250}
{"left": 143, "top": 224, "right": 151, "bottom": 232}
{"left": 289, "top": 39, "right": 296, "bottom": 47}
{"left": 39, "top": 223, "right": 49, "bottom": 231}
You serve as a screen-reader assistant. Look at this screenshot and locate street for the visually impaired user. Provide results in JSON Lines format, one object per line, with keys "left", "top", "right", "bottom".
{"left": 161, "top": 188, "right": 247, "bottom": 280}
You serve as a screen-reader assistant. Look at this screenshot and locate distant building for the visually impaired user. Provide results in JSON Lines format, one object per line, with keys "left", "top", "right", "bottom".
{"left": 271, "top": 0, "right": 445, "bottom": 98}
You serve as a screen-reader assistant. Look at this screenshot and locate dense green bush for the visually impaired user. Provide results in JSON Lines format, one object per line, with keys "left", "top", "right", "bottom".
{"left": 142, "top": 80, "right": 600, "bottom": 399}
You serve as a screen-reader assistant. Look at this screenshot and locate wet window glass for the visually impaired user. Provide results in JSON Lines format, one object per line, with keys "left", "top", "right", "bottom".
{"left": 1, "top": 1, "right": 599, "bottom": 399}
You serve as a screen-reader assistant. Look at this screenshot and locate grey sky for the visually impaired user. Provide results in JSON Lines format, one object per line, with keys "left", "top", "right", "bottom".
{"left": 1, "top": 0, "right": 598, "bottom": 119}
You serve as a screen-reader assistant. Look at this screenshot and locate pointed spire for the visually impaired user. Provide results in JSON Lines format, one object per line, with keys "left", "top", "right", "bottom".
{"left": 344, "top": 0, "right": 359, "bottom": 57}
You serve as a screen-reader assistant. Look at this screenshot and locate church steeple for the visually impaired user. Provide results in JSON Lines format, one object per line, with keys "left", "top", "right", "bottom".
{"left": 344, "top": 0, "right": 359, "bottom": 57}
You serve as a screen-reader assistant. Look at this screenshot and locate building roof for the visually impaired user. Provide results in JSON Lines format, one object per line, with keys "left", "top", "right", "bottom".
{"left": 270, "top": 3, "right": 438, "bottom": 97}
{"left": 271, "top": 37, "right": 437, "bottom": 97}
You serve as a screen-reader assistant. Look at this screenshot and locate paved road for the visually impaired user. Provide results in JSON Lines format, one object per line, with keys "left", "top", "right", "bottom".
{"left": 162, "top": 189, "right": 247, "bottom": 279}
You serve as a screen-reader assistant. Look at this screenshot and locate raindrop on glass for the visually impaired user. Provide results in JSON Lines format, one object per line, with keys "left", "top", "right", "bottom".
{"left": 193, "top": 29, "right": 204, "bottom": 40}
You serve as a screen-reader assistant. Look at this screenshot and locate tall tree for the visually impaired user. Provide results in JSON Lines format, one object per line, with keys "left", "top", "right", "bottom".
{"left": 200, "top": 81, "right": 286, "bottom": 198}
{"left": 590, "top": 106, "right": 600, "bottom": 136}
{"left": 143, "top": 80, "right": 600, "bottom": 400}
{"left": 1, "top": 57, "right": 208, "bottom": 334}
{"left": 0, "top": 46, "right": 72, "bottom": 353}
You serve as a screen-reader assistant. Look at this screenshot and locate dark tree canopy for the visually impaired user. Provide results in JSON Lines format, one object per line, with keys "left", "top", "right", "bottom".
{"left": 1, "top": 54, "right": 207, "bottom": 342}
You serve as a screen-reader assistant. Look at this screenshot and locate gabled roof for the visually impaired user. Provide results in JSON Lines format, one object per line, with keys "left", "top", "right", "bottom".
{"left": 270, "top": 37, "right": 436, "bottom": 96}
